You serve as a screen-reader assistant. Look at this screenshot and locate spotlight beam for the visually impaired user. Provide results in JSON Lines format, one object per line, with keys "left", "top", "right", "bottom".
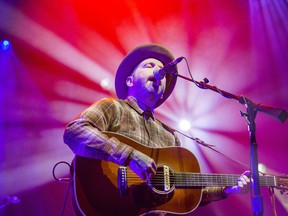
{"left": 0, "top": 1, "right": 113, "bottom": 84}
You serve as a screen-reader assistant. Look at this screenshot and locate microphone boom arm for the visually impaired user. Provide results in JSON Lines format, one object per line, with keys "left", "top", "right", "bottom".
{"left": 174, "top": 73, "right": 288, "bottom": 123}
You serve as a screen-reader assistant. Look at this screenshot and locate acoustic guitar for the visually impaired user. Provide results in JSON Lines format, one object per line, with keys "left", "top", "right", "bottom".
{"left": 71, "top": 132, "right": 287, "bottom": 216}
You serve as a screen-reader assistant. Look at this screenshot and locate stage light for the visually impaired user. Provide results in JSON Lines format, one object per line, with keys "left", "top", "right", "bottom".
{"left": 179, "top": 119, "right": 191, "bottom": 131}
{"left": 100, "top": 78, "right": 112, "bottom": 90}
{"left": 1, "top": 40, "right": 11, "bottom": 51}
{"left": 258, "top": 163, "right": 267, "bottom": 173}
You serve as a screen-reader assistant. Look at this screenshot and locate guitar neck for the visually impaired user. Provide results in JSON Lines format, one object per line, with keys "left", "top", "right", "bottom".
{"left": 175, "top": 173, "right": 276, "bottom": 187}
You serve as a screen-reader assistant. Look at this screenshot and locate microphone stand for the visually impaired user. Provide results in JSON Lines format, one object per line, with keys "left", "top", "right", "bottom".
{"left": 175, "top": 73, "right": 288, "bottom": 216}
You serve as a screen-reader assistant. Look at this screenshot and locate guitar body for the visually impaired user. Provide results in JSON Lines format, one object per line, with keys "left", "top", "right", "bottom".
{"left": 72, "top": 132, "right": 203, "bottom": 216}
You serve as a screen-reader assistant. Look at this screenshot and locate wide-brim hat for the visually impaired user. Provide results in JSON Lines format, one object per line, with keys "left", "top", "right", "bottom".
{"left": 115, "top": 44, "right": 178, "bottom": 108}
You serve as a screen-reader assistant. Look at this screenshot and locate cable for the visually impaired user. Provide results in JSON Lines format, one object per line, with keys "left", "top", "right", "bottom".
{"left": 52, "top": 161, "right": 72, "bottom": 183}
{"left": 269, "top": 187, "right": 278, "bottom": 216}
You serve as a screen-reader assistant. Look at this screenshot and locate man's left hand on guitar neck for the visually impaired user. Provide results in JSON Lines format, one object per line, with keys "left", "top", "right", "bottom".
{"left": 223, "top": 171, "right": 251, "bottom": 195}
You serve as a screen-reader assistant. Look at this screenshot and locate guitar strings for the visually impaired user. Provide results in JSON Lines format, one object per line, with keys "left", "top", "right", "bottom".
{"left": 123, "top": 170, "right": 276, "bottom": 187}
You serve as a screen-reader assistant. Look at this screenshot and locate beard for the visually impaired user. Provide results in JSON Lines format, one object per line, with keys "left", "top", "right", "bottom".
{"left": 131, "top": 82, "right": 165, "bottom": 108}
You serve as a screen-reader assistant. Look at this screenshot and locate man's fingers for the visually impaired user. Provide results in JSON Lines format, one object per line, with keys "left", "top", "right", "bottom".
{"left": 146, "top": 162, "right": 157, "bottom": 180}
{"left": 236, "top": 172, "right": 251, "bottom": 194}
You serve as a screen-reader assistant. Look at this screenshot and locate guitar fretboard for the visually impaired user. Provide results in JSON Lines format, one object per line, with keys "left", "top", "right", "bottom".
{"left": 175, "top": 173, "right": 276, "bottom": 187}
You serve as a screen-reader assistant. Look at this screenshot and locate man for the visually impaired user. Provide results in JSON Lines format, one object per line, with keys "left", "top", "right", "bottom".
{"left": 64, "top": 44, "right": 250, "bottom": 215}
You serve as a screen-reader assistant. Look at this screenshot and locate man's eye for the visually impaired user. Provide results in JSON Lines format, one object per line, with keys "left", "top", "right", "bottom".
{"left": 144, "top": 63, "right": 154, "bottom": 68}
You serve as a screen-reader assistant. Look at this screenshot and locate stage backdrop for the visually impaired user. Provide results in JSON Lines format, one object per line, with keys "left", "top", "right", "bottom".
{"left": 0, "top": 0, "right": 287, "bottom": 215}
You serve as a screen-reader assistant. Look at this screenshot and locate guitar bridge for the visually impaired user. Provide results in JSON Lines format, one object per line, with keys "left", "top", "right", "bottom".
{"left": 163, "top": 165, "right": 171, "bottom": 192}
{"left": 118, "top": 166, "right": 128, "bottom": 197}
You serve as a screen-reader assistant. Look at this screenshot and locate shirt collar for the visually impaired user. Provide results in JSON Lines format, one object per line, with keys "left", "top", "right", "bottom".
{"left": 126, "top": 96, "right": 155, "bottom": 120}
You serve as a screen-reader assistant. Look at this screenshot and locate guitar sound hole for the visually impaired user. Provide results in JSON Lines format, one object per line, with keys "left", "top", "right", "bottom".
{"left": 149, "top": 165, "right": 175, "bottom": 194}
{"left": 132, "top": 166, "right": 176, "bottom": 208}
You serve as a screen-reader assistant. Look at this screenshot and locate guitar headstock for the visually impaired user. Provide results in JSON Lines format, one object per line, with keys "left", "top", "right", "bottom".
{"left": 275, "top": 175, "right": 288, "bottom": 194}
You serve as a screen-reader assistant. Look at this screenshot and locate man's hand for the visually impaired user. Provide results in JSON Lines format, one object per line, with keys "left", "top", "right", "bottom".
{"left": 224, "top": 171, "right": 251, "bottom": 195}
{"left": 127, "top": 150, "right": 157, "bottom": 180}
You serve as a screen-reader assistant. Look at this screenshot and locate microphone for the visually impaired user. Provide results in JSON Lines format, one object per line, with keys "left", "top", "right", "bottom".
{"left": 153, "top": 57, "right": 184, "bottom": 80}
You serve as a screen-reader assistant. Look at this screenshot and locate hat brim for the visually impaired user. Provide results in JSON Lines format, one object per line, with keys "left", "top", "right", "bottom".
{"left": 115, "top": 44, "right": 177, "bottom": 108}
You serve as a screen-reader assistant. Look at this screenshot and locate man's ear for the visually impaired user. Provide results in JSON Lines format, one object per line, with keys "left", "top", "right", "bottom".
{"left": 126, "top": 76, "right": 134, "bottom": 87}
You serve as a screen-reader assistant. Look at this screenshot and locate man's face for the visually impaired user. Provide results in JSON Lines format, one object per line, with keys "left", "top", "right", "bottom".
{"left": 127, "top": 58, "right": 166, "bottom": 104}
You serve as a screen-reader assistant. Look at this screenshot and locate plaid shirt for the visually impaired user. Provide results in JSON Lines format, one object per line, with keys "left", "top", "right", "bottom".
{"left": 64, "top": 96, "right": 181, "bottom": 166}
{"left": 64, "top": 96, "right": 226, "bottom": 203}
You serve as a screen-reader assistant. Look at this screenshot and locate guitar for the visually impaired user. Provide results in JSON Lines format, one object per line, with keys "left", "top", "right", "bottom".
{"left": 71, "top": 132, "right": 288, "bottom": 216}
